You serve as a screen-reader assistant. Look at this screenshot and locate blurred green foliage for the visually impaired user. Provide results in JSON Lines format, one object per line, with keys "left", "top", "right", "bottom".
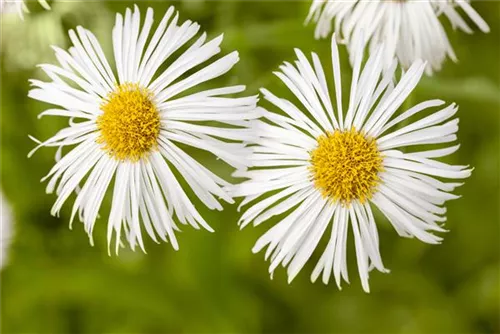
{"left": 1, "top": 1, "right": 499, "bottom": 333}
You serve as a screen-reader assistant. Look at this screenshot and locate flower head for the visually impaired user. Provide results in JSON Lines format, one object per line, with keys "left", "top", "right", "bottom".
{"left": 306, "top": 0, "right": 489, "bottom": 75}
{"left": 1, "top": 0, "right": 50, "bottom": 19}
{"left": 1, "top": 192, "right": 14, "bottom": 269}
{"left": 232, "top": 35, "right": 471, "bottom": 292}
{"left": 28, "top": 5, "right": 258, "bottom": 253}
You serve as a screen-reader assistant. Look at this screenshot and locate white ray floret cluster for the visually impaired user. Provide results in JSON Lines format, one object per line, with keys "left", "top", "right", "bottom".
{"left": 232, "top": 35, "right": 471, "bottom": 292}
{"left": 306, "top": 0, "right": 490, "bottom": 75}
{"left": 28, "top": 5, "right": 258, "bottom": 253}
{"left": 0, "top": 0, "right": 50, "bottom": 19}
{"left": 1, "top": 192, "right": 14, "bottom": 269}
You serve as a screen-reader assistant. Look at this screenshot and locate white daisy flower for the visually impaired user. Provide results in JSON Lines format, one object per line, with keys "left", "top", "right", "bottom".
{"left": 1, "top": 191, "right": 14, "bottom": 269}
{"left": 306, "top": 0, "right": 490, "bottom": 75}
{"left": 232, "top": 35, "right": 471, "bottom": 292}
{"left": 1, "top": 0, "right": 51, "bottom": 19}
{"left": 28, "top": 5, "right": 258, "bottom": 253}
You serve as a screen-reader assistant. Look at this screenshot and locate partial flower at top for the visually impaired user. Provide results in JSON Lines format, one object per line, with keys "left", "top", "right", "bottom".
{"left": 306, "top": 0, "right": 490, "bottom": 75}
{"left": 28, "top": 5, "right": 258, "bottom": 253}
{"left": 1, "top": 1, "right": 110, "bottom": 71}
{"left": 1, "top": 191, "right": 13, "bottom": 269}
{"left": 231, "top": 35, "right": 471, "bottom": 292}
{"left": 0, "top": 0, "right": 50, "bottom": 19}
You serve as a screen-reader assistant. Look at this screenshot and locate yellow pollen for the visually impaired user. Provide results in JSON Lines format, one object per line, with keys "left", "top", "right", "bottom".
{"left": 310, "top": 127, "right": 383, "bottom": 205}
{"left": 97, "top": 83, "right": 160, "bottom": 161}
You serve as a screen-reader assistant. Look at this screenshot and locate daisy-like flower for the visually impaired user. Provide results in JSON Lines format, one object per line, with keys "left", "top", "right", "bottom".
{"left": 28, "top": 5, "right": 258, "bottom": 253}
{"left": 1, "top": 0, "right": 51, "bottom": 19}
{"left": 306, "top": 0, "right": 490, "bottom": 75}
{"left": 1, "top": 191, "right": 14, "bottom": 269}
{"left": 232, "top": 35, "right": 471, "bottom": 292}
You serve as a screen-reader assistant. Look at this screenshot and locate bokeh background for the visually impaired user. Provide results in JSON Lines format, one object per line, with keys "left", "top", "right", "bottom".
{"left": 1, "top": 1, "right": 499, "bottom": 333}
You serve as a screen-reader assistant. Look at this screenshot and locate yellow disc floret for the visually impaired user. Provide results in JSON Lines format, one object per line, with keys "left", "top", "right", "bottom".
{"left": 97, "top": 83, "right": 160, "bottom": 161}
{"left": 310, "top": 127, "right": 383, "bottom": 205}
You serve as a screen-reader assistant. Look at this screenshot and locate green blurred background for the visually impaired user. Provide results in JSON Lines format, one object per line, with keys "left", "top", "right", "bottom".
{"left": 1, "top": 1, "right": 499, "bottom": 333}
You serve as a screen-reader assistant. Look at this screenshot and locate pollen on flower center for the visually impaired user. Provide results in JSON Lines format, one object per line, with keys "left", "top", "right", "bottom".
{"left": 97, "top": 83, "right": 160, "bottom": 161}
{"left": 310, "top": 128, "right": 383, "bottom": 205}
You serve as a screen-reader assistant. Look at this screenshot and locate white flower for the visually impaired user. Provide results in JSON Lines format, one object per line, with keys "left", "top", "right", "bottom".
{"left": 1, "top": 191, "right": 13, "bottom": 269}
{"left": 28, "top": 5, "right": 258, "bottom": 253}
{"left": 306, "top": 0, "right": 490, "bottom": 75}
{"left": 232, "top": 35, "right": 471, "bottom": 292}
{"left": 1, "top": 0, "right": 50, "bottom": 19}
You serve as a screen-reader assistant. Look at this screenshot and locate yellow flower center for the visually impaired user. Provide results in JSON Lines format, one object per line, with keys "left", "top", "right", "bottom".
{"left": 310, "top": 128, "right": 383, "bottom": 205}
{"left": 97, "top": 83, "right": 160, "bottom": 161}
